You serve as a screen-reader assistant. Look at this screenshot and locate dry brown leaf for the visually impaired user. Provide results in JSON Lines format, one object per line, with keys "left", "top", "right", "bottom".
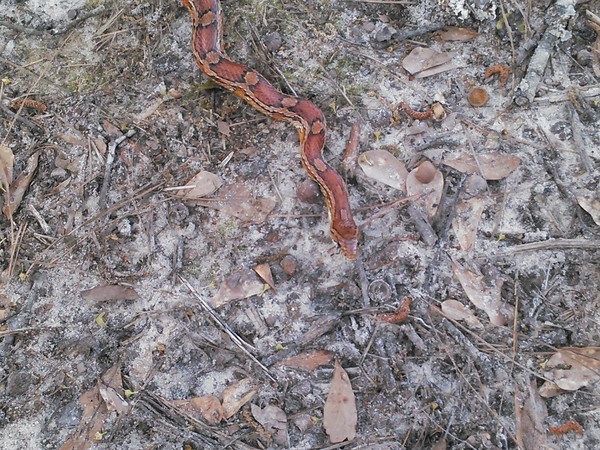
{"left": 3, "top": 150, "right": 40, "bottom": 220}
{"left": 99, "top": 364, "right": 128, "bottom": 414}
{"left": 358, "top": 149, "right": 408, "bottom": 192}
{"left": 452, "top": 196, "right": 487, "bottom": 252}
{"left": 438, "top": 26, "right": 479, "bottom": 41}
{"left": 405, "top": 161, "right": 444, "bottom": 220}
{"left": 277, "top": 350, "right": 334, "bottom": 371}
{"left": 174, "top": 171, "right": 223, "bottom": 200}
{"left": 442, "top": 152, "right": 521, "bottom": 180}
{"left": 166, "top": 396, "right": 224, "bottom": 425}
{"left": 210, "top": 269, "right": 265, "bottom": 308}
{"left": 440, "top": 300, "right": 483, "bottom": 328}
{"left": 251, "top": 404, "right": 288, "bottom": 446}
{"left": 191, "top": 396, "right": 224, "bottom": 425}
{"left": 192, "top": 183, "right": 276, "bottom": 223}
{"left": 539, "top": 347, "right": 600, "bottom": 398}
{"left": 515, "top": 379, "right": 548, "bottom": 449}
{"left": 323, "top": 361, "right": 357, "bottom": 443}
{"left": 221, "top": 378, "right": 257, "bottom": 419}
{"left": 0, "top": 145, "right": 14, "bottom": 190}
{"left": 59, "top": 364, "right": 123, "bottom": 450}
{"left": 80, "top": 285, "right": 139, "bottom": 302}
{"left": 254, "top": 263, "right": 275, "bottom": 289}
{"left": 59, "top": 384, "right": 107, "bottom": 450}
{"left": 451, "top": 259, "right": 510, "bottom": 326}
{"left": 576, "top": 190, "right": 600, "bottom": 226}
{"left": 402, "top": 47, "right": 457, "bottom": 78}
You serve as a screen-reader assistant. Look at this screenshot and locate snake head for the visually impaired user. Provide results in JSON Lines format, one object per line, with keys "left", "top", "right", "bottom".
{"left": 331, "top": 224, "right": 359, "bottom": 260}
{"left": 339, "top": 237, "right": 358, "bottom": 260}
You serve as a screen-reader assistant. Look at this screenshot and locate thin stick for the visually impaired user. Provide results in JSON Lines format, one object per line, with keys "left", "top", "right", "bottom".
{"left": 179, "top": 275, "right": 276, "bottom": 383}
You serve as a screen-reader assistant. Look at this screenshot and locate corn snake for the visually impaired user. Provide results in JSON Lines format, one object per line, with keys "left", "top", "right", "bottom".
{"left": 181, "top": 0, "right": 359, "bottom": 259}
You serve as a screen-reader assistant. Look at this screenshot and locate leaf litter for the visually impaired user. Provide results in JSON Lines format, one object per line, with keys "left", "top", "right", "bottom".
{"left": 1, "top": 0, "right": 599, "bottom": 449}
{"left": 323, "top": 361, "right": 357, "bottom": 444}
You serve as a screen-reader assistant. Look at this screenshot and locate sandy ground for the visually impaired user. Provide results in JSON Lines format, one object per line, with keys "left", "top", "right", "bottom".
{"left": 1, "top": 0, "right": 599, "bottom": 449}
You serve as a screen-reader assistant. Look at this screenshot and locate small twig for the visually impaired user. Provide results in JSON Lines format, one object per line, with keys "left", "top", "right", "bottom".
{"left": 392, "top": 22, "right": 445, "bottom": 42}
{"left": 0, "top": 103, "right": 44, "bottom": 135}
{"left": 341, "top": 121, "right": 361, "bottom": 174}
{"left": 0, "top": 327, "right": 37, "bottom": 338}
{"left": 484, "top": 239, "right": 600, "bottom": 258}
{"left": 514, "top": 1, "right": 576, "bottom": 105}
{"left": 53, "top": 6, "right": 106, "bottom": 35}
{"left": 26, "top": 182, "right": 163, "bottom": 275}
{"left": 0, "top": 6, "right": 105, "bottom": 36}
{"left": 179, "top": 275, "right": 277, "bottom": 383}
{"left": 27, "top": 204, "right": 52, "bottom": 235}
{"left": 7, "top": 221, "right": 27, "bottom": 279}
{"left": 357, "top": 258, "right": 371, "bottom": 307}
{"left": 99, "top": 129, "right": 136, "bottom": 210}
{"left": 567, "top": 102, "right": 594, "bottom": 173}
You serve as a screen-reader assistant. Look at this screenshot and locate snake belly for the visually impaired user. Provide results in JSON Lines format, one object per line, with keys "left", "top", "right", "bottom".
{"left": 181, "top": 0, "right": 359, "bottom": 259}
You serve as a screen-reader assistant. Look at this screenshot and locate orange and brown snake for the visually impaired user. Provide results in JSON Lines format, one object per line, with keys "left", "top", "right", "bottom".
{"left": 181, "top": 0, "right": 359, "bottom": 259}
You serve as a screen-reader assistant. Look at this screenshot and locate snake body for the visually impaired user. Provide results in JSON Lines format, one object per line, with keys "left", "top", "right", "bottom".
{"left": 181, "top": 0, "right": 359, "bottom": 259}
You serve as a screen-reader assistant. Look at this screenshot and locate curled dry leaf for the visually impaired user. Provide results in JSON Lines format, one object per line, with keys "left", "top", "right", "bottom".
{"left": 254, "top": 263, "right": 275, "bottom": 289}
{"left": 539, "top": 347, "right": 600, "bottom": 398}
{"left": 405, "top": 161, "right": 444, "bottom": 220}
{"left": 442, "top": 152, "right": 521, "bottom": 180}
{"left": 402, "top": 47, "right": 457, "bottom": 78}
{"left": 277, "top": 350, "right": 334, "bottom": 371}
{"left": 440, "top": 300, "right": 483, "bottom": 328}
{"left": 81, "top": 285, "right": 140, "bottom": 302}
{"left": 358, "top": 149, "right": 408, "bottom": 192}
{"left": 251, "top": 404, "right": 288, "bottom": 446}
{"left": 548, "top": 420, "right": 584, "bottom": 436}
{"left": 576, "top": 190, "right": 600, "bottom": 226}
{"left": 210, "top": 269, "right": 265, "bottom": 308}
{"left": 221, "top": 378, "right": 257, "bottom": 419}
{"left": 451, "top": 259, "right": 509, "bottom": 326}
{"left": 438, "top": 26, "right": 479, "bottom": 41}
{"left": 173, "top": 170, "right": 223, "bottom": 200}
{"left": 375, "top": 297, "right": 411, "bottom": 324}
{"left": 192, "top": 183, "right": 276, "bottom": 223}
{"left": 323, "top": 361, "right": 357, "bottom": 444}
{"left": 3, "top": 150, "right": 41, "bottom": 220}
{"left": 452, "top": 195, "right": 488, "bottom": 252}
